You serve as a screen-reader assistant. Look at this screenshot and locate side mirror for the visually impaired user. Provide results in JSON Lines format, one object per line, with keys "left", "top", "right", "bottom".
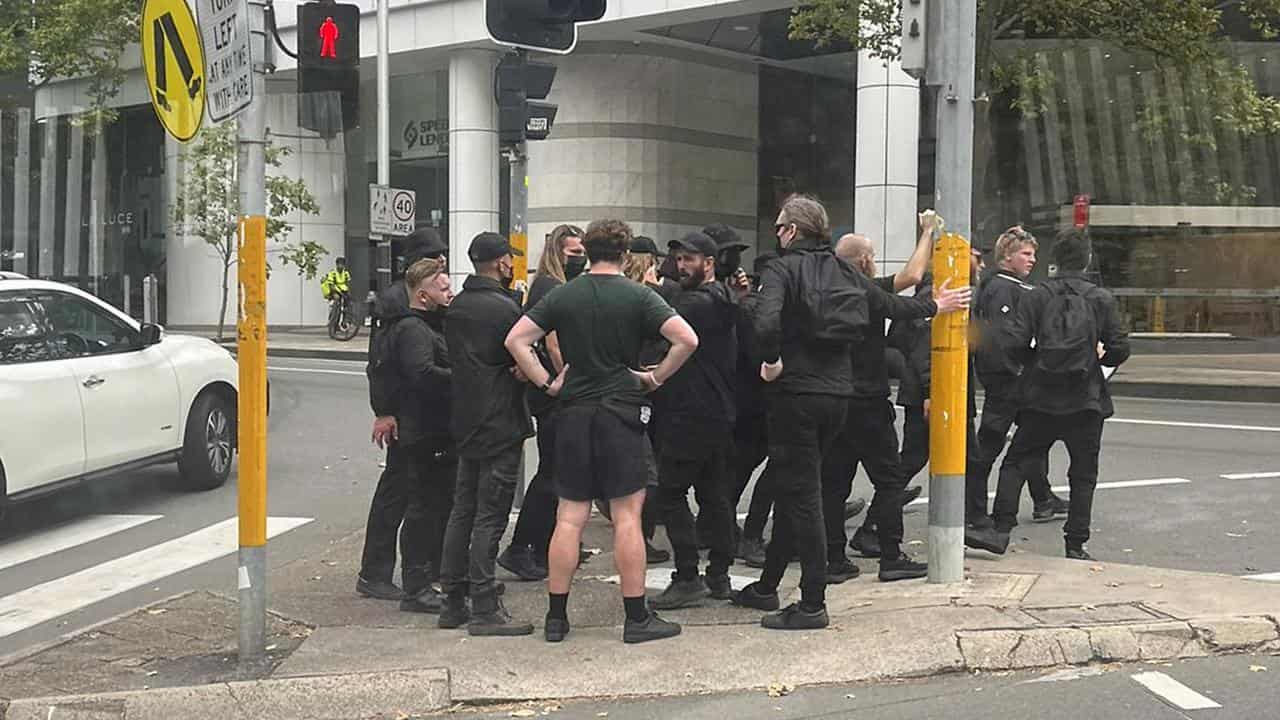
{"left": 140, "top": 323, "right": 163, "bottom": 346}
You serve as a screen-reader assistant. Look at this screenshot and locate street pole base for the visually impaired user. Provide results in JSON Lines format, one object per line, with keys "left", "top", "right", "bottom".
{"left": 238, "top": 545, "right": 267, "bottom": 663}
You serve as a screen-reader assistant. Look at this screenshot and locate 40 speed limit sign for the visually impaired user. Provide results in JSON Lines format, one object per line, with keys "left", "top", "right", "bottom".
{"left": 369, "top": 184, "right": 416, "bottom": 236}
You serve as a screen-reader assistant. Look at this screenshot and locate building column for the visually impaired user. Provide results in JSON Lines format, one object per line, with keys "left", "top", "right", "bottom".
{"left": 853, "top": 52, "right": 920, "bottom": 276}
{"left": 88, "top": 120, "right": 107, "bottom": 294}
{"left": 448, "top": 48, "right": 500, "bottom": 282}
{"left": 63, "top": 123, "right": 85, "bottom": 279}
{"left": 38, "top": 117, "right": 59, "bottom": 277}
{"left": 13, "top": 109, "right": 32, "bottom": 276}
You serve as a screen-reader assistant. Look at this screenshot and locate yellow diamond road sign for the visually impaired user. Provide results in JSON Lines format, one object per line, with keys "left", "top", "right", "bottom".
{"left": 142, "top": 0, "right": 206, "bottom": 142}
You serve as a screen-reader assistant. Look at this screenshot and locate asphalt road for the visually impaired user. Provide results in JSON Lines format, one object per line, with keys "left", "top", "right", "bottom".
{"left": 450, "top": 653, "right": 1280, "bottom": 720}
{"left": 1, "top": 356, "right": 1278, "bottom": 661}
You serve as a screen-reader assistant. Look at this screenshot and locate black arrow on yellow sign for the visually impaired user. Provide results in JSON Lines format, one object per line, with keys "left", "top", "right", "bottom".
{"left": 152, "top": 11, "right": 203, "bottom": 112}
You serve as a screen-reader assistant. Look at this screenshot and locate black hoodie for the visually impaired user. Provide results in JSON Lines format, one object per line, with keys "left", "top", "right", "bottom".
{"left": 385, "top": 305, "right": 453, "bottom": 449}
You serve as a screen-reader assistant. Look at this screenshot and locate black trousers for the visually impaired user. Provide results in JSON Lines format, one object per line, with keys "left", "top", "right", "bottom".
{"left": 992, "top": 410, "right": 1104, "bottom": 545}
{"left": 821, "top": 398, "right": 907, "bottom": 561}
{"left": 968, "top": 390, "right": 1053, "bottom": 507}
{"left": 440, "top": 445, "right": 522, "bottom": 596}
{"left": 729, "top": 414, "right": 772, "bottom": 542}
{"left": 510, "top": 411, "right": 559, "bottom": 554}
{"left": 758, "top": 393, "right": 846, "bottom": 607}
{"left": 359, "top": 442, "right": 409, "bottom": 583}
{"left": 899, "top": 405, "right": 929, "bottom": 484}
{"left": 658, "top": 437, "right": 736, "bottom": 580}
{"left": 400, "top": 442, "right": 458, "bottom": 596}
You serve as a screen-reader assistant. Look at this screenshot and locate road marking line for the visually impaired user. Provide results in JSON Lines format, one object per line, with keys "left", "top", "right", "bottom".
{"left": 907, "top": 478, "right": 1190, "bottom": 506}
{"left": 0, "top": 516, "right": 311, "bottom": 639}
{"left": 0, "top": 515, "right": 162, "bottom": 573}
{"left": 1221, "top": 471, "right": 1280, "bottom": 480}
{"left": 268, "top": 366, "right": 364, "bottom": 377}
{"left": 1110, "top": 418, "right": 1280, "bottom": 433}
{"left": 1131, "top": 671, "right": 1222, "bottom": 710}
{"left": 596, "top": 569, "right": 757, "bottom": 592}
{"left": 1244, "top": 572, "right": 1280, "bottom": 582}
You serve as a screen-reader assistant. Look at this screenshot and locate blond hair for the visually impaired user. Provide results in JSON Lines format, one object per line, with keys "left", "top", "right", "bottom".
{"left": 536, "top": 224, "right": 584, "bottom": 284}
{"left": 623, "top": 252, "right": 655, "bottom": 283}
{"left": 994, "top": 226, "right": 1038, "bottom": 266}
{"left": 404, "top": 257, "right": 445, "bottom": 291}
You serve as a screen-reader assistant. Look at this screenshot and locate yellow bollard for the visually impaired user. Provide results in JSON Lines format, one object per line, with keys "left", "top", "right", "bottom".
{"left": 237, "top": 216, "right": 268, "bottom": 550}
{"left": 928, "top": 232, "right": 970, "bottom": 583}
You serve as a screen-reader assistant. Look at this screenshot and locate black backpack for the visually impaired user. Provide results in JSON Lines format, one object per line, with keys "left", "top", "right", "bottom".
{"left": 798, "top": 252, "right": 869, "bottom": 342}
{"left": 366, "top": 315, "right": 406, "bottom": 410}
{"left": 1033, "top": 282, "right": 1098, "bottom": 380}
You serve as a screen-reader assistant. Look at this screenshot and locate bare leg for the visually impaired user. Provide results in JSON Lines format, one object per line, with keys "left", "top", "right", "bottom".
{"left": 547, "top": 499, "right": 591, "bottom": 595}
{"left": 609, "top": 489, "right": 648, "bottom": 597}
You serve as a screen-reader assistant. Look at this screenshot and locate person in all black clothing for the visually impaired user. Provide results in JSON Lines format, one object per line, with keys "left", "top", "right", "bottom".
{"left": 376, "top": 258, "right": 455, "bottom": 613}
{"left": 358, "top": 228, "right": 448, "bottom": 601}
{"left": 731, "top": 196, "right": 968, "bottom": 630}
{"left": 822, "top": 222, "right": 959, "bottom": 584}
{"left": 498, "top": 224, "right": 586, "bottom": 581}
{"left": 967, "top": 229, "right": 1130, "bottom": 560}
{"left": 437, "top": 233, "right": 536, "bottom": 636}
{"left": 649, "top": 232, "right": 740, "bottom": 609}
{"left": 967, "top": 227, "right": 1067, "bottom": 528}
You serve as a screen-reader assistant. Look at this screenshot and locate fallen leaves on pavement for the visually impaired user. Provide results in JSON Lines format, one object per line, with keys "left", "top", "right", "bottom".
{"left": 767, "top": 682, "right": 794, "bottom": 697}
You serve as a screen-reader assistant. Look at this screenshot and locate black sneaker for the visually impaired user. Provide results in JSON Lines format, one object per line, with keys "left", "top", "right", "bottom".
{"left": 964, "top": 526, "right": 1010, "bottom": 555}
{"left": 849, "top": 527, "right": 881, "bottom": 559}
{"left": 399, "top": 589, "right": 444, "bottom": 614}
{"left": 843, "top": 497, "right": 868, "bottom": 520}
{"left": 826, "top": 556, "right": 861, "bottom": 584}
{"left": 879, "top": 552, "right": 928, "bottom": 582}
{"left": 762, "top": 603, "right": 829, "bottom": 630}
{"left": 650, "top": 576, "right": 710, "bottom": 610}
{"left": 623, "top": 611, "right": 682, "bottom": 644}
{"left": 544, "top": 616, "right": 570, "bottom": 643}
{"left": 437, "top": 591, "right": 470, "bottom": 629}
{"left": 1033, "top": 495, "right": 1069, "bottom": 523}
{"left": 738, "top": 537, "right": 767, "bottom": 568}
{"left": 1066, "top": 546, "right": 1094, "bottom": 561}
{"left": 967, "top": 515, "right": 995, "bottom": 530}
{"left": 646, "top": 540, "right": 671, "bottom": 565}
{"left": 356, "top": 576, "right": 404, "bottom": 601}
{"left": 903, "top": 485, "right": 924, "bottom": 505}
{"left": 498, "top": 544, "right": 548, "bottom": 582}
{"left": 730, "top": 581, "right": 781, "bottom": 611}
{"left": 705, "top": 573, "right": 733, "bottom": 600}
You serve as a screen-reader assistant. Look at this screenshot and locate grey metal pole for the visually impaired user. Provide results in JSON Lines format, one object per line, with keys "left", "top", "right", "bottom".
{"left": 238, "top": 0, "right": 270, "bottom": 661}
{"left": 508, "top": 142, "right": 529, "bottom": 507}
{"left": 927, "top": 0, "right": 977, "bottom": 584}
{"left": 375, "top": 0, "right": 391, "bottom": 290}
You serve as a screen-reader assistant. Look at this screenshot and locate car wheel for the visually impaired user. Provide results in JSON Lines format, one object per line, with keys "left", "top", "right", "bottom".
{"left": 178, "top": 392, "right": 234, "bottom": 491}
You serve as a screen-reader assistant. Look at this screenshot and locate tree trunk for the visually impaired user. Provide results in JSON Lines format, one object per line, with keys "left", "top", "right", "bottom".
{"left": 218, "top": 258, "right": 230, "bottom": 341}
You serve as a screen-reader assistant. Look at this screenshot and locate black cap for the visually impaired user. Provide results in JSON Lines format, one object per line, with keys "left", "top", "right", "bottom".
{"left": 667, "top": 231, "right": 719, "bottom": 258}
{"left": 702, "top": 223, "right": 749, "bottom": 251}
{"left": 629, "top": 236, "right": 665, "bottom": 256}
{"left": 468, "top": 231, "right": 523, "bottom": 263}
{"left": 405, "top": 227, "right": 447, "bottom": 259}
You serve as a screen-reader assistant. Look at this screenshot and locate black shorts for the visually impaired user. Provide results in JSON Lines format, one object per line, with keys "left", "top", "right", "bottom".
{"left": 555, "top": 400, "right": 651, "bottom": 502}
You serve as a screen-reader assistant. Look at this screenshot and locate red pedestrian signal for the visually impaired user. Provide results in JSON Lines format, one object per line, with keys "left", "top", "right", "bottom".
{"left": 319, "top": 17, "right": 339, "bottom": 59}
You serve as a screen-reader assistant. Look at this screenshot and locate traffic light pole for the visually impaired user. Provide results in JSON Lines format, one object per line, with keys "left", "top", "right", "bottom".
{"left": 927, "top": 0, "right": 977, "bottom": 584}
{"left": 507, "top": 140, "right": 529, "bottom": 505}
{"left": 375, "top": 0, "right": 391, "bottom": 290}
{"left": 237, "top": 0, "right": 270, "bottom": 663}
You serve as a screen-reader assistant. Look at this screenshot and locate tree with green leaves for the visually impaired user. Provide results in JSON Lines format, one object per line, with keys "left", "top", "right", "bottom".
{"left": 171, "top": 122, "right": 327, "bottom": 340}
{"left": 789, "top": 0, "right": 1280, "bottom": 231}
{"left": 0, "top": 0, "right": 140, "bottom": 121}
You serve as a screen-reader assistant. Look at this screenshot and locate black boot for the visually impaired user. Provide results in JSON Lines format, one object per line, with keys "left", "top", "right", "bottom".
{"left": 437, "top": 589, "right": 470, "bottom": 629}
{"left": 646, "top": 540, "right": 671, "bottom": 565}
{"left": 400, "top": 587, "right": 444, "bottom": 614}
{"left": 964, "top": 526, "right": 1010, "bottom": 555}
{"left": 650, "top": 574, "right": 710, "bottom": 610}
{"left": 849, "top": 526, "right": 881, "bottom": 558}
{"left": 467, "top": 590, "right": 534, "bottom": 637}
{"left": 498, "top": 544, "right": 548, "bottom": 582}
{"left": 356, "top": 576, "right": 404, "bottom": 601}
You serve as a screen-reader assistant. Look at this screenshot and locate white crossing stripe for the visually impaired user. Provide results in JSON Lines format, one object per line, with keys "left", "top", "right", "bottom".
{"left": 907, "top": 478, "right": 1190, "bottom": 506}
{"left": 1131, "top": 671, "right": 1222, "bottom": 710}
{"left": 598, "top": 568, "right": 757, "bottom": 592}
{"left": 1221, "top": 471, "right": 1280, "bottom": 480}
{"left": 0, "top": 516, "right": 311, "bottom": 639}
{"left": 1110, "top": 417, "right": 1280, "bottom": 433}
{"left": 269, "top": 366, "right": 364, "bottom": 377}
{"left": 1244, "top": 572, "right": 1280, "bottom": 582}
{"left": 0, "top": 514, "right": 161, "bottom": 573}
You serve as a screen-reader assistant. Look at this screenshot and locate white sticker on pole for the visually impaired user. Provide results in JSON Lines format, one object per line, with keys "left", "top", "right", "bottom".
{"left": 370, "top": 184, "right": 415, "bottom": 236}
{"left": 197, "top": 0, "right": 253, "bottom": 122}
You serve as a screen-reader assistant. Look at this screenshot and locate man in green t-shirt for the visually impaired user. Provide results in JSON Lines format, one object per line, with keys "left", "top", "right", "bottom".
{"left": 506, "top": 219, "right": 698, "bottom": 645}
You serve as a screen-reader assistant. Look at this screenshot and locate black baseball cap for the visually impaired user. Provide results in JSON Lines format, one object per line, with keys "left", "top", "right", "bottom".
{"left": 667, "top": 231, "right": 719, "bottom": 258}
{"left": 629, "top": 236, "right": 665, "bottom": 256}
{"left": 702, "top": 223, "right": 749, "bottom": 251}
{"left": 468, "top": 231, "right": 523, "bottom": 263}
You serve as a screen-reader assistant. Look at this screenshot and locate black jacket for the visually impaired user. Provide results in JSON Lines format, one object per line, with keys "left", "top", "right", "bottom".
{"left": 734, "top": 289, "right": 767, "bottom": 424}
{"left": 974, "top": 266, "right": 1036, "bottom": 394}
{"left": 849, "top": 275, "right": 936, "bottom": 400}
{"left": 1000, "top": 272, "right": 1131, "bottom": 418}
{"left": 386, "top": 306, "right": 453, "bottom": 449}
{"left": 887, "top": 286, "right": 931, "bottom": 409}
{"left": 367, "top": 281, "right": 444, "bottom": 416}
{"left": 445, "top": 275, "right": 533, "bottom": 457}
{"left": 652, "top": 282, "right": 738, "bottom": 455}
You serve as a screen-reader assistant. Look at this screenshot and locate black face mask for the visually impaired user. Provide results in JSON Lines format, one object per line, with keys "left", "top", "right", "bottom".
{"left": 716, "top": 249, "right": 741, "bottom": 280}
{"left": 564, "top": 255, "right": 587, "bottom": 280}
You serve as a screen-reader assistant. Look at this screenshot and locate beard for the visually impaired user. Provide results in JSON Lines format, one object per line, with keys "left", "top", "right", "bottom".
{"left": 678, "top": 267, "right": 706, "bottom": 290}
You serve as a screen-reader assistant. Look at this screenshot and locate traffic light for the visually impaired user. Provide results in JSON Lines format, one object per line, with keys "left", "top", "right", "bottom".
{"left": 297, "top": 1, "right": 361, "bottom": 135}
{"left": 486, "top": 0, "right": 606, "bottom": 54}
{"left": 496, "top": 51, "right": 558, "bottom": 145}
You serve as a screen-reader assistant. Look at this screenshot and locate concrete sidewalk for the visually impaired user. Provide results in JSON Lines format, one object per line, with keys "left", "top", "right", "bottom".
{"left": 4, "top": 520, "right": 1278, "bottom": 720}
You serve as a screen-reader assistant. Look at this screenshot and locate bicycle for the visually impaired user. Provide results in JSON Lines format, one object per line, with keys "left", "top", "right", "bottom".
{"left": 327, "top": 291, "right": 361, "bottom": 341}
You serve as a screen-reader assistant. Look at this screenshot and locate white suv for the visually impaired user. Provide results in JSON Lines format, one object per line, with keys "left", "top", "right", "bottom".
{"left": 0, "top": 277, "right": 239, "bottom": 522}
